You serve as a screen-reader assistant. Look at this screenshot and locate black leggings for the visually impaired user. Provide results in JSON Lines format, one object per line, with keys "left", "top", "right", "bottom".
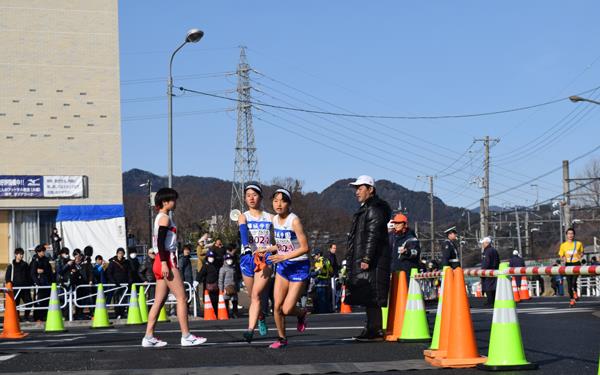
{"left": 565, "top": 262, "right": 581, "bottom": 299}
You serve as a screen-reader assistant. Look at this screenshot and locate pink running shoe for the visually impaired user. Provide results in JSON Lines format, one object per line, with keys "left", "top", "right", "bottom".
{"left": 268, "top": 338, "right": 288, "bottom": 349}
{"left": 297, "top": 310, "right": 308, "bottom": 332}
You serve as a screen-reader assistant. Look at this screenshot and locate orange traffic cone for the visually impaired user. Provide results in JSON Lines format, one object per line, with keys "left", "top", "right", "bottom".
{"left": 203, "top": 290, "right": 216, "bottom": 321}
{"left": 425, "top": 267, "right": 454, "bottom": 362}
{"left": 217, "top": 291, "right": 229, "bottom": 320}
{"left": 0, "top": 283, "right": 28, "bottom": 339}
{"left": 431, "top": 267, "right": 486, "bottom": 368}
{"left": 340, "top": 285, "right": 352, "bottom": 314}
{"left": 512, "top": 277, "right": 521, "bottom": 302}
{"left": 385, "top": 271, "right": 408, "bottom": 341}
{"left": 519, "top": 276, "right": 530, "bottom": 300}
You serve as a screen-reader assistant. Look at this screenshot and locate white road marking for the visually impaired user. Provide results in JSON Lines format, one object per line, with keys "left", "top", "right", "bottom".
{"left": 0, "top": 354, "right": 18, "bottom": 361}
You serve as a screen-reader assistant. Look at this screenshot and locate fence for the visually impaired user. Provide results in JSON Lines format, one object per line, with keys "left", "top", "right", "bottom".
{"left": 0, "top": 282, "right": 198, "bottom": 321}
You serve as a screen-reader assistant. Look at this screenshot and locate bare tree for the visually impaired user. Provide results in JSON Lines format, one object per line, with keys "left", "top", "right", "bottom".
{"left": 575, "top": 158, "right": 600, "bottom": 207}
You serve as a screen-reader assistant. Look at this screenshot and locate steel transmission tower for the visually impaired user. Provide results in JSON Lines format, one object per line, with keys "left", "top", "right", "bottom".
{"left": 230, "top": 46, "right": 259, "bottom": 212}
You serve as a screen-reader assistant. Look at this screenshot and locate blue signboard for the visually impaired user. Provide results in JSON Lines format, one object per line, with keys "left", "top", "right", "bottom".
{"left": 0, "top": 176, "right": 44, "bottom": 197}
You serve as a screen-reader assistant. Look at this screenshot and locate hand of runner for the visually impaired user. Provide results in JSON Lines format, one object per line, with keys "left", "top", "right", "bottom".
{"left": 161, "top": 261, "right": 169, "bottom": 279}
{"left": 269, "top": 254, "right": 286, "bottom": 263}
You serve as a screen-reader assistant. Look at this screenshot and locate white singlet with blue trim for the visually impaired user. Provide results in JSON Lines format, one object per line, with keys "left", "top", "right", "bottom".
{"left": 273, "top": 213, "right": 307, "bottom": 262}
{"left": 244, "top": 211, "right": 273, "bottom": 252}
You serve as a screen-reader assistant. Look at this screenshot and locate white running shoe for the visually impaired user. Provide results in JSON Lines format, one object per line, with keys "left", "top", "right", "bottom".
{"left": 142, "top": 336, "right": 167, "bottom": 348}
{"left": 181, "top": 334, "right": 207, "bottom": 347}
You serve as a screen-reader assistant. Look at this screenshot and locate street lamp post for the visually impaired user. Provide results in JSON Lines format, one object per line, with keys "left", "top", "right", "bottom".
{"left": 139, "top": 180, "right": 153, "bottom": 247}
{"left": 569, "top": 95, "right": 600, "bottom": 106}
{"left": 168, "top": 28, "right": 204, "bottom": 188}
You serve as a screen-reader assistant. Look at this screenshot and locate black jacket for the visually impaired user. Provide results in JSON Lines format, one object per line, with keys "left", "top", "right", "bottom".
{"left": 29, "top": 254, "right": 54, "bottom": 286}
{"left": 196, "top": 261, "right": 219, "bottom": 285}
{"left": 441, "top": 239, "right": 460, "bottom": 269}
{"left": 106, "top": 256, "right": 132, "bottom": 285}
{"left": 345, "top": 195, "right": 392, "bottom": 307}
{"left": 178, "top": 255, "right": 194, "bottom": 284}
{"left": 389, "top": 229, "right": 421, "bottom": 274}
{"left": 5, "top": 260, "right": 32, "bottom": 287}
{"left": 481, "top": 246, "right": 500, "bottom": 292}
{"left": 61, "top": 260, "right": 92, "bottom": 288}
{"left": 509, "top": 254, "right": 525, "bottom": 268}
{"left": 139, "top": 256, "right": 156, "bottom": 283}
{"left": 128, "top": 257, "right": 142, "bottom": 283}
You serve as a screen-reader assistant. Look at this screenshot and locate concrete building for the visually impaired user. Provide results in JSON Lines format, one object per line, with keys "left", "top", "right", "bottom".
{"left": 0, "top": 0, "right": 122, "bottom": 263}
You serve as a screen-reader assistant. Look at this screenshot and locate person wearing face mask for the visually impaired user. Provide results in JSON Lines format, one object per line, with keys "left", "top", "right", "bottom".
{"left": 128, "top": 248, "right": 142, "bottom": 284}
{"left": 219, "top": 253, "right": 239, "bottom": 318}
{"left": 196, "top": 250, "right": 219, "bottom": 313}
{"left": 55, "top": 247, "right": 71, "bottom": 289}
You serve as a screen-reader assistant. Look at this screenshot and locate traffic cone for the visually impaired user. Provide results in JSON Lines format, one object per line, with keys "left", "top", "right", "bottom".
{"left": 399, "top": 268, "right": 431, "bottom": 342}
{"left": 431, "top": 267, "right": 486, "bottom": 368}
{"left": 381, "top": 306, "right": 388, "bottom": 330}
{"left": 0, "top": 283, "right": 28, "bottom": 339}
{"left": 424, "top": 267, "right": 453, "bottom": 361}
{"left": 478, "top": 262, "right": 538, "bottom": 370}
{"left": 91, "top": 284, "right": 112, "bottom": 329}
{"left": 126, "top": 288, "right": 143, "bottom": 325}
{"left": 138, "top": 285, "right": 148, "bottom": 323}
{"left": 512, "top": 277, "right": 521, "bottom": 302}
{"left": 340, "top": 285, "right": 352, "bottom": 314}
{"left": 519, "top": 276, "right": 531, "bottom": 300}
{"left": 203, "top": 290, "right": 217, "bottom": 321}
{"left": 476, "top": 283, "right": 483, "bottom": 298}
{"left": 217, "top": 291, "right": 229, "bottom": 320}
{"left": 45, "top": 283, "right": 66, "bottom": 332}
{"left": 385, "top": 271, "right": 408, "bottom": 341}
{"left": 158, "top": 305, "right": 169, "bottom": 322}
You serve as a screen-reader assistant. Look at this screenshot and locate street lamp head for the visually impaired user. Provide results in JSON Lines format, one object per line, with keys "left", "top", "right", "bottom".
{"left": 185, "top": 29, "right": 204, "bottom": 43}
{"left": 569, "top": 95, "right": 583, "bottom": 103}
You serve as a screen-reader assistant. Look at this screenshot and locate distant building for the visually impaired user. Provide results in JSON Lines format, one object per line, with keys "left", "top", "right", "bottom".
{"left": 0, "top": 0, "right": 123, "bottom": 262}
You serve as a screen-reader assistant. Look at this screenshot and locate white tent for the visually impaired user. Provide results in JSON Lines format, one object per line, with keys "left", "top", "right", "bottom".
{"left": 56, "top": 204, "right": 127, "bottom": 261}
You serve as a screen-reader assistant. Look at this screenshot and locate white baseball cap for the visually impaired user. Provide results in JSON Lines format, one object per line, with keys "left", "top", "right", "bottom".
{"left": 479, "top": 236, "right": 492, "bottom": 244}
{"left": 513, "top": 250, "right": 519, "bottom": 256}
{"left": 349, "top": 175, "right": 375, "bottom": 187}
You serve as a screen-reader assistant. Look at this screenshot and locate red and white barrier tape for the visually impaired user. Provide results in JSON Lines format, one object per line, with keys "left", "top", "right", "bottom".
{"left": 413, "top": 265, "right": 600, "bottom": 279}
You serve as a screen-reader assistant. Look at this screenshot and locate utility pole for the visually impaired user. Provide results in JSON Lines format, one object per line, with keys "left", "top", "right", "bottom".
{"left": 418, "top": 175, "right": 436, "bottom": 259}
{"left": 515, "top": 207, "right": 522, "bottom": 254}
{"left": 562, "top": 160, "right": 571, "bottom": 230}
{"left": 230, "top": 46, "right": 259, "bottom": 213}
{"left": 474, "top": 136, "right": 500, "bottom": 239}
{"left": 479, "top": 199, "right": 485, "bottom": 240}
{"left": 524, "top": 210, "right": 529, "bottom": 258}
{"left": 467, "top": 210, "right": 471, "bottom": 232}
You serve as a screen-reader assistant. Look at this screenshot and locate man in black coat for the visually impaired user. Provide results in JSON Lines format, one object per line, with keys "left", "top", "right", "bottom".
{"left": 345, "top": 175, "right": 392, "bottom": 341}
{"left": 30, "top": 245, "right": 54, "bottom": 321}
{"left": 441, "top": 226, "right": 461, "bottom": 269}
{"left": 481, "top": 237, "right": 500, "bottom": 306}
{"left": 106, "top": 248, "right": 131, "bottom": 318}
{"left": 389, "top": 213, "right": 421, "bottom": 284}
{"left": 5, "top": 248, "right": 33, "bottom": 321}
{"left": 509, "top": 250, "right": 526, "bottom": 288}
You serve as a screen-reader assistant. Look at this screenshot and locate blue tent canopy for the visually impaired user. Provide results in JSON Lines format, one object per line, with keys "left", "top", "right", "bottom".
{"left": 56, "top": 204, "right": 125, "bottom": 222}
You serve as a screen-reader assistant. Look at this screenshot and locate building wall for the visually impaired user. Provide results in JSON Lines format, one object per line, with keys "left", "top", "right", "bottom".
{"left": 0, "top": 0, "right": 122, "bottom": 207}
{"left": 0, "top": 211, "right": 9, "bottom": 265}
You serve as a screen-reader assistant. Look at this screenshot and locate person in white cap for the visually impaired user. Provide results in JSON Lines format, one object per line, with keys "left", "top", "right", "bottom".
{"left": 480, "top": 237, "right": 499, "bottom": 307}
{"left": 345, "top": 175, "right": 392, "bottom": 342}
{"left": 509, "top": 249, "right": 526, "bottom": 289}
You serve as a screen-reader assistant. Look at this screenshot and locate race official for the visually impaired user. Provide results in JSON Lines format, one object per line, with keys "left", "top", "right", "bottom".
{"left": 441, "top": 226, "right": 460, "bottom": 269}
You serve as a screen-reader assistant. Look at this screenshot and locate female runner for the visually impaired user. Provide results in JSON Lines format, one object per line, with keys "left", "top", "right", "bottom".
{"left": 268, "top": 188, "right": 310, "bottom": 349}
{"left": 238, "top": 183, "right": 272, "bottom": 342}
{"left": 142, "top": 188, "right": 206, "bottom": 347}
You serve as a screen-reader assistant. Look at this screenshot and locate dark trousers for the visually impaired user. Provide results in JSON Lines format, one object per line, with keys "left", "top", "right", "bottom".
{"left": 485, "top": 290, "right": 496, "bottom": 306}
{"left": 33, "top": 288, "right": 50, "bottom": 321}
{"left": 565, "top": 262, "right": 580, "bottom": 299}
{"left": 365, "top": 306, "right": 383, "bottom": 333}
{"left": 110, "top": 288, "right": 127, "bottom": 317}
{"left": 14, "top": 288, "right": 32, "bottom": 319}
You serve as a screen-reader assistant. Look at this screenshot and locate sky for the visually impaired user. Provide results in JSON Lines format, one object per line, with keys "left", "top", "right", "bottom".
{"left": 118, "top": 1, "right": 600, "bottom": 210}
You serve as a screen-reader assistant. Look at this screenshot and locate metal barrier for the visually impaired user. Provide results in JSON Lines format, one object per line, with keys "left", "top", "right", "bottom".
{"left": 577, "top": 276, "right": 600, "bottom": 297}
{"left": 1, "top": 283, "right": 198, "bottom": 322}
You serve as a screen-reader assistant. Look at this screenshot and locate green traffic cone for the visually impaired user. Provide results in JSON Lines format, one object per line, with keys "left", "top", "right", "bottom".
{"left": 427, "top": 266, "right": 449, "bottom": 350}
{"left": 45, "top": 283, "right": 66, "bottom": 332}
{"left": 91, "top": 284, "right": 112, "bottom": 329}
{"left": 158, "top": 304, "right": 169, "bottom": 322}
{"left": 126, "top": 288, "right": 144, "bottom": 325}
{"left": 381, "top": 306, "right": 389, "bottom": 331}
{"left": 138, "top": 285, "right": 148, "bottom": 323}
{"left": 477, "top": 262, "right": 537, "bottom": 371}
{"left": 399, "top": 268, "right": 430, "bottom": 342}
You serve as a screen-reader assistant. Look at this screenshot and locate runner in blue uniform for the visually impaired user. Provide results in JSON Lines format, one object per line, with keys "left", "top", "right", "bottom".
{"left": 238, "top": 183, "right": 274, "bottom": 342}
{"left": 268, "top": 188, "right": 310, "bottom": 349}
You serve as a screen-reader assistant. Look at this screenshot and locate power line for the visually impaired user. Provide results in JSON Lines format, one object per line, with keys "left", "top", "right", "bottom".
{"left": 177, "top": 84, "right": 600, "bottom": 120}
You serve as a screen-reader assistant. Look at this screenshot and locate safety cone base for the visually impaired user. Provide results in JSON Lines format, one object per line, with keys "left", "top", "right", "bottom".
{"left": 431, "top": 355, "right": 487, "bottom": 368}
{"left": 399, "top": 337, "right": 430, "bottom": 343}
{"left": 385, "top": 335, "right": 400, "bottom": 342}
{"left": 44, "top": 328, "right": 67, "bottom": 333}
{"left": 424, "top": 349, "right": 446, "bottom": 363}
{"left": 91, "top": 323, "right": 114, "bottom": 329}
{"left": 477, "top": 362, "right": 538, "bottom": 371}
{"left": 0, "top": 331, "right": 28, "bottom": 339}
